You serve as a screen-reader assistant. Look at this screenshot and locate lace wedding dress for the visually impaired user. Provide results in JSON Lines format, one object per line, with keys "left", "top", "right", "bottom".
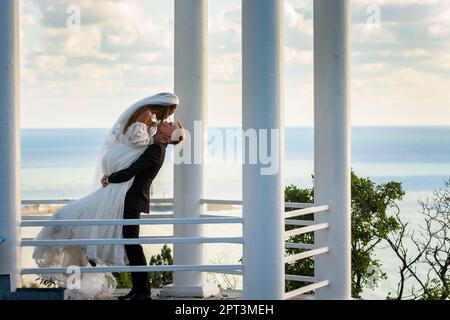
{"left": 33, "top": 122, "right": 153, "bottom": 300}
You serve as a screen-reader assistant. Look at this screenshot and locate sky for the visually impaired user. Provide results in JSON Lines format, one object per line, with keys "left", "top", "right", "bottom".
{"left": 19, "top": 0, "right": 450, "bottom": 128}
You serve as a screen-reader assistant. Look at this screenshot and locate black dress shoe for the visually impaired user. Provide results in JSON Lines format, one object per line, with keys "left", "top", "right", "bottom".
{"left": 88, "top": 259, "right": 97, "bottom": 267}
{"left": 117, "top": 290, "right": 136, "bottom": 300}
{"left": 129, "top": 292, "right": 152, "bottom": 301}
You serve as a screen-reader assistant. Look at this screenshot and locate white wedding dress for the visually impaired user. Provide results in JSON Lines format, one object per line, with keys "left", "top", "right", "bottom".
{"left": 33, "top": 122, "right": 153, "bottom": 300}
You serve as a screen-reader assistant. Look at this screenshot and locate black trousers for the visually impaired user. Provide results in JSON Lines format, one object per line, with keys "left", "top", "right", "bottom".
{"left": 123, "top": 208, "right": 149, "bottom": 294}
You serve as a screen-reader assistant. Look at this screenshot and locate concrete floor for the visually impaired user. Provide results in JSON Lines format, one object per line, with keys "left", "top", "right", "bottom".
{"left": 98, "top": 288, "right": 243, "bottom": 300}
{"left": 99, "top": 289, "right": 310, "bottom": 300}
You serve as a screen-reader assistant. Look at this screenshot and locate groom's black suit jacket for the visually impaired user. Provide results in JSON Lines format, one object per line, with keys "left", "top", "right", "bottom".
{"left": 108, "top": 143, "right": 167, "bottom": 213}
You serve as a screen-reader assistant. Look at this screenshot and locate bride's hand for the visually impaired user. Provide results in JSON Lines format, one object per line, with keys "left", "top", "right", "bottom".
{"left": 101, "top": 175, "right": 110, "bottom": 188}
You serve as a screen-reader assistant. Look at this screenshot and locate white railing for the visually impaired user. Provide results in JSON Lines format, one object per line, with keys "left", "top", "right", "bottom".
{"left": 21, "top": 198, "right": 175, "bottom": 206}
{"left": 22, "top": 265, "right": 244, "bottom": 276}
{"left": 284, "top": 223, "right": 329, "bottom": 238}
{"left": 22, "top": 217, "right": 243, "bottom": 227}
{"left": 20, "top": 198, "right": 244, "bottom": 278}
{"left": 21, "top": 198, "right": 330, "bottom": 299}
{"left": 285, "top": 205, "right": 329, "bottom": 219}
{"left": 22, "top": 236, "right": 244, "bottom": 247}
{"left": 22, "top": 198, "right": 320, "bottom": 208}
{"left": 283, "top": 203, "right": 330, "bottom": 300}
{"left": 284, "top": 281, "right": 330, "bottom": 300}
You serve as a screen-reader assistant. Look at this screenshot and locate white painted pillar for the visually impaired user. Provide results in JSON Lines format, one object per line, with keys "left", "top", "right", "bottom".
{"left": 314, "top": 0, "right": 351, "bottom": 299}
{"left": 242, "top": 0, "right": 285, "bottom": 300}
{"left": 0, "top": 0, "right": 21, "bottom": 292}
{"left": 161, "top": 0, "right": 219, "bottom": 298}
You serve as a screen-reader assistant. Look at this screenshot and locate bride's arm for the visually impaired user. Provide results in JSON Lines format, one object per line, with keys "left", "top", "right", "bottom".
{"left": 128, "top": 111, "right": 155, "bottom": 146}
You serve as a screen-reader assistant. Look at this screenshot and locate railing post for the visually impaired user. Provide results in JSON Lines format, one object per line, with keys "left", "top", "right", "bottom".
{"left": 313, "top": 0, "right": 352, "bottom": 299}
{"left": 161, "top": 0, "right": 219, "bottom": 298}
{"left": 0, "top": 0, "right": 21, "bottom": 293}
{"left": 242, "top": 0, "right": 285, "bottom": 299}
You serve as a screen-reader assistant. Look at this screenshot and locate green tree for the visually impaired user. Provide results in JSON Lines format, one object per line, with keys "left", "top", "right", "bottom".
{"left": 149, "top": 244, "right": 173, "bottom": 288}
{"left": 114, "top": 244, "right": 174, "bottom": 289}
{"left": 284, "top": 184, "right": 315, "bottom": 292}
{"left": 284, "top": 171, "right": 405, "bottom": 298}
{"left": 113, "top": 271, "right": 132, "bottom": 289}
{"left": 350, "top": 173, "right": 404, "bottom": 297}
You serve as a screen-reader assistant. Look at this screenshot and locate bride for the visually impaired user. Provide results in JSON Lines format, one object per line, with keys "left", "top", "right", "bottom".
{"left": 32, "top": 92, "right": 180, "bottom": 299}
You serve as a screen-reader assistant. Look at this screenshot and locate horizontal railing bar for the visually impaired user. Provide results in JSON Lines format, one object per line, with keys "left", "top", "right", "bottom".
{"left": 285, "top": 242, "right": 316, "bottom": 250}
{"left": 132, "top": 213, "right": 178, "bottom": 219}
{"left": 201, "top": 199, "right": 316, "bottom": 209}
{"left": 285, "top": 205, "right": 329, "bottom": 219}
{"left": 22, "top": 199, "right": 74, "bottom": 205}
{"left": 285, "top": 219, "right": 316, "bottom": 226}
{"left": 21, "top": 213, "right": 244, "bottom": 222}
{"left": 22, "top": 213, "right": 177, "bottom": 221}
{"left": 210, "top": 270, "right": 244, "bottom": 276}
{"left": 284, "top": 202, "right": 316, "bottom": 209}
{"left": 23, "top": 199, "right": 317, "bottom": 210}
{"left": 284, "top": 247, "right": 329, "bottom": 264}
{"left": 21, "top": 218, "right": 319, "bottom": 226}
{"left": 21, "top": 217, "right": 243, "bottom": 227}
{"left": 21, "top": 264, "right": 243, "bottom": 275}
{"left": 285, "top": 275, "right": 317, "bottom": 283}
{"left": 22, "top": 236, "right": 244, "bottom": 247}
{"left": 21, "top": 214, "right": 175, "bottom": 221}
{"left": 200, "top": 199, "right": 243, "bottom": 206}
{"left": 22, "top": 198, "right": 175, "bottom": 205}
{"left": 284, "top": 280, "right": 330, "bottom": 300}
{"left": 284, "top": 223, "right": 329, "bottom": 238}
{"left": 200, "top": 214, "right": 242, "bottom": 219}
{"left": 21, "top": 215, "right": 54, "bottom": 221}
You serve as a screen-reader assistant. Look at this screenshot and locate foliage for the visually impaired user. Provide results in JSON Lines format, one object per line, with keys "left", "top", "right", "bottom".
{"left": 113, "top": 271, "right": 132, "bottom": 289}
{"left": 36, "top": 278, "right": 57, "bottom": 288}
{"left": 149, "top": 244, "right": 173, "bottom": 288}
{"left": 350, "top": 173, "right": 404, "bottom": 297}
{"left": 284, "top": 184, "right": 315, "bottom": 292}
{"left": 284, "top": 171, "right": 405, "bottom": 298}
{"left": 114, "top": 244, "right": 174, "bottom": 289}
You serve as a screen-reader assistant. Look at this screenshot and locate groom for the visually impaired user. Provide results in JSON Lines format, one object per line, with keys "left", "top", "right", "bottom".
{"left": 102, "top": 122, "right": 184, "bottom": 301}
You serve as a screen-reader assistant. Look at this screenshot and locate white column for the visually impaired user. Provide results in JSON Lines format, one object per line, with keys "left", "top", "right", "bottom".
{"left": 242, "top": 0, "right": 285, "bottom": 300}
{"left": 161, "top": 0, "right": 219, "bottom": 298}
{"left": 314, "top": 0, "right": 351, "bottom": 299}
{"left": 0, "top": 0, "right": 21, "bottom": 292}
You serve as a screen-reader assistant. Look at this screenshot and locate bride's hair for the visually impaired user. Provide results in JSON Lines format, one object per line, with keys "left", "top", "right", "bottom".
{"left": 123, "top": 104, "right": 177, "bottom": 133}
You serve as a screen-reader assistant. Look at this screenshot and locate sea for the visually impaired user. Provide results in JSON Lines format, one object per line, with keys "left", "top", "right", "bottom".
{"left": 20, "top": 126, "right": 450, "bottom": 299}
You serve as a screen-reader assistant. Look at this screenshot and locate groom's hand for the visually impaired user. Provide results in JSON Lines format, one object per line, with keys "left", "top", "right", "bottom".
{"left": 101, "top": 175, "right": 110, "bottom": 188}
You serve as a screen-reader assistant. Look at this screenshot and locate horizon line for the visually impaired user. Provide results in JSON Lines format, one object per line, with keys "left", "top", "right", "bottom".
{"left": 20, "top": 124, "right": 450, "bottom": 130}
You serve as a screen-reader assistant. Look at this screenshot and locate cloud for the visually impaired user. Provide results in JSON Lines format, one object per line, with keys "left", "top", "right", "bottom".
{"left": 22, "top": 0, "right": 174, "bottom": 84}
{"left": 31, "top": 0, "right": 133, "bottom": 28}
{"left": 208, "top": 5, "right": 241, "bottom": 53}
{"left": 20, "top": 0, "right": 175, "bottom": 128}
{"left": 19, "top": 0, "right": 450, "bottom": 128}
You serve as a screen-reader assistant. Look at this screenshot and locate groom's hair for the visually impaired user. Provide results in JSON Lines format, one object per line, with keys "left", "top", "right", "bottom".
{"left": 169, "top": 122, "right": 185, "bottom": 145}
